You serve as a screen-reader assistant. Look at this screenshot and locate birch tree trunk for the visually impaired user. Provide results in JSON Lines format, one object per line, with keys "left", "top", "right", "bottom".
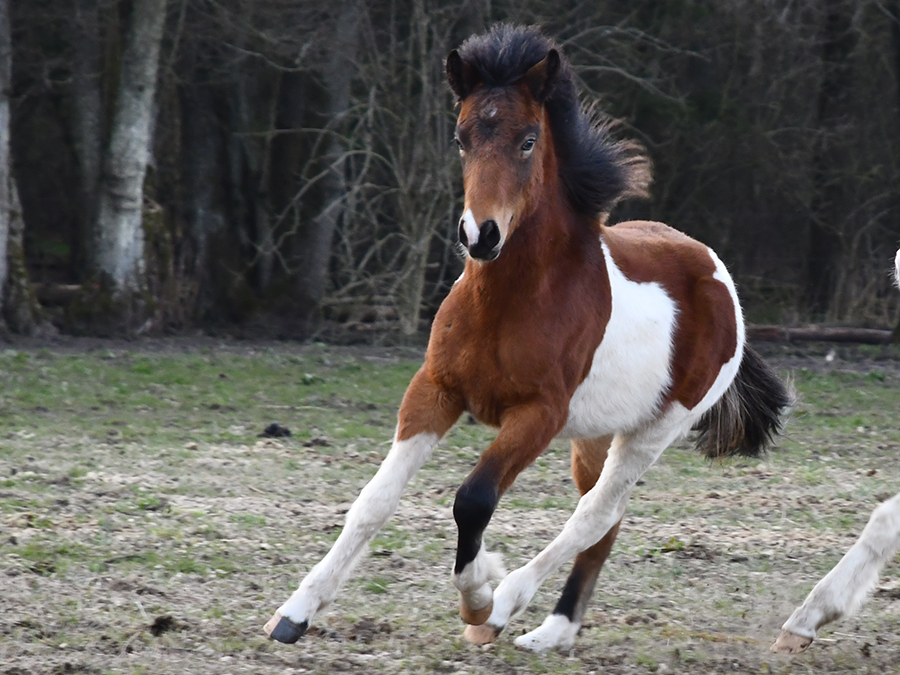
{"left": 93, "top": 0, "right": 167, "bottom": 294}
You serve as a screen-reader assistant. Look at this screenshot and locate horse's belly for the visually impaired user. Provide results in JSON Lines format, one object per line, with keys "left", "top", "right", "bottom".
{"left": 557, "top": 347, "right": 673, "bottom": 439}
{"left": 557, "top": 247, "right": 678, "bottom": 439}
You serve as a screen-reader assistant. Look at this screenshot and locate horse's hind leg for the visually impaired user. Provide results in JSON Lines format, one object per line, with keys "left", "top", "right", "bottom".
{"left": 475, "top": 412, "right": 689, "bottom": 645}
{"left": 515, "top": 436, "right": 622, "bottom": 652}
{"left": 264, "top": 367, "right": 462, "bottom": 643}
{"left": 772, "top": 491, "right": 900, "bottom": 654}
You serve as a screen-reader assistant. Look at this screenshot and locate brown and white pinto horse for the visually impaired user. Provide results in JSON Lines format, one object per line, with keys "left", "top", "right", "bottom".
{"left": 265, "top": 25, "right": 790, "bottom": 652}
{"left": 772, "top": 248, "right": 900, "bottom": 655}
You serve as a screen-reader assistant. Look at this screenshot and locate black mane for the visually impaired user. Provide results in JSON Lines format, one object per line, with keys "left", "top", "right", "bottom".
{"left": 454, "top": 24, "right": 650, "bottom": 217}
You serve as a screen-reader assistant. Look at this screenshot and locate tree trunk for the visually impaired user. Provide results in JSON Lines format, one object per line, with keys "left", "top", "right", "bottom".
{"left": 93, "top": 0, "right": 167, "bottom": 294}
{"left": 294, "top": 0, "right": 361, "bottom": 325}
{"left": 0, "top": 0, "right": 39, "bottom": 335}
{"left": 230, "top": 69, "right": 278, "bottom": 295}
{"left": 3, "top": 179, "right": 41, "bottom": 335}
{"left": 891, "top": 0, "right": 900, "bottom": 340}
{"left": 395, "top": 230, "right": 431, "bottom": 335}
{"left": 180, "top": 80, "right": 227, "bottom": 320}
{"left": 0, "top": 0, "right": 9, "bottom": 330}
{"left": 391, "top": 0, "right": 456, "bottom": 336}
{"left": 70, "top": 0, "right": 104, "bottom": 277}
{"left": 804, "top": 0, "right": 857, "bottom": 318}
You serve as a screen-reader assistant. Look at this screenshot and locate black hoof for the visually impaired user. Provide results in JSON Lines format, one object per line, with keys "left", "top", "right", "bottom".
{"left": 268, "top": 615, "right": 308, "bottom": 644}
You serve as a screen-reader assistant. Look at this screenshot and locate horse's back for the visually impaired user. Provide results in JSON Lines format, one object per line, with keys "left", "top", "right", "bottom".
{"left": 601, "top": 221, "right": 722, "bottom": 285}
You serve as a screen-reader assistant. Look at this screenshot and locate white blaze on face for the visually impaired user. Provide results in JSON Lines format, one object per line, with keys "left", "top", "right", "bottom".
{"left": 461, "top": 208, "right": 480, "bottom": 247}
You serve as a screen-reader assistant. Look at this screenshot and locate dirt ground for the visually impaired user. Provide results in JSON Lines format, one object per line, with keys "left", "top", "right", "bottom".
{"left": 1, "top": 337, "right": 900, "bottom": 674}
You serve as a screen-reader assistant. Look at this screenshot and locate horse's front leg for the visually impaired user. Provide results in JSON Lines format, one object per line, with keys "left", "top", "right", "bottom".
{"left": 451, "top": 403, "right": 565, "bottom": 637}
{"left": 772, "top": 491, "right": 900, "bottom": 654}
{"left": 265, "top": 367, "right": 462, "bottom": 644}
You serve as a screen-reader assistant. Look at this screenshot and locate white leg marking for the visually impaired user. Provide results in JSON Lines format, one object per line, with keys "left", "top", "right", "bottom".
{"left": 276, "top": 431, "right": 439, "bottom": 626}
{"left": 515, "top": 613, "right": 580, "bottom": 652}
{"left": 452, "top": 543, "right": 507, "bottom": 612}
{"left": 485, "top": 410, "right": 695, "bottom": 632}
{"left": 781, "top": 491, "right": 900, "bottom": 640}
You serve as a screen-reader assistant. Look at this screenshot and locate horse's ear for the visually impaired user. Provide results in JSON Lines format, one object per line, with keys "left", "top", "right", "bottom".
{"left": 524, "top": 49, "right": 561, "bottom": 103}
{"left": 447, "top": 50, "right": 478, "bottom": 101}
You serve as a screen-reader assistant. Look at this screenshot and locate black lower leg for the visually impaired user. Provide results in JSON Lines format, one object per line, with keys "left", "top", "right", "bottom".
{"left": 453, "top": 470, "right": 499, "bottom": 574}
{"left": 553, "top": 555, "right": 603, "bottom": 623}
{"left": 552, "top": 522, "right": 621, "bottom": 623}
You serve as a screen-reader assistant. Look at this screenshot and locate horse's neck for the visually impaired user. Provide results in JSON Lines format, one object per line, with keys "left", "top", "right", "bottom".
{"left": 464, "top": 208, "right": 597, "bottom": 309}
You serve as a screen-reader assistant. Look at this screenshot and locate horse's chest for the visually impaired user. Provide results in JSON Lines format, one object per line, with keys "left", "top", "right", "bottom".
{"left": 429, "top": 307, "right": 567, "bottom": 425}
{"left": 557, "top": 271, "right": 679, "bottom": 439}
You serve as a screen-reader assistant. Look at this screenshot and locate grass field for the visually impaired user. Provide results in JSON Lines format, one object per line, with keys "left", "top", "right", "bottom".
{"left": 1, "top": 338, "right": 899, "bottom": 674}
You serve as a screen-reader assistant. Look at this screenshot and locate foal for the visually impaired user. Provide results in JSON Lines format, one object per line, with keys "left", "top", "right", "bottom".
{"left": 265, "top": 25, "right": 790, "bottom": 652}
{"left": 772, "top": 248, "right": 900, "bottom": 654}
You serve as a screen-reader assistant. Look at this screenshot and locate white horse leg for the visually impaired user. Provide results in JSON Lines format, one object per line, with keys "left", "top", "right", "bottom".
{"left": 772, "top": 491, "right": 900, "bottom": 654}
{"left": 265, "top": 430, "right": 439, "bottom": 642}
{"left": 464, "top": 413, "right": 689, "bottom": 650}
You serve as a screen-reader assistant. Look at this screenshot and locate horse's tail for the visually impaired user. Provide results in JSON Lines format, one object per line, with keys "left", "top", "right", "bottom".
{"left": 693, "top": 345, "right": 792, "bottom": 460}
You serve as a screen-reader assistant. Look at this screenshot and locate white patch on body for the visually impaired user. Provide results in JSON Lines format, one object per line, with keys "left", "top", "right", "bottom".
{"left": 276, "top": 431, "right": 439, "bottom": 626}
{"left": 781, "top": 491, "right": 900, "bottom": 639}
{"left": 558, "top": 242, "right": 677, "bottom": 439}
{"left": 514, "top": 613, "right": 580, "bottom": 652}
{"left": 461, "top": 208, "right": 480, "bottom": 248}
{"left": 452, "top": 544, "right": 507, "bottom": 612}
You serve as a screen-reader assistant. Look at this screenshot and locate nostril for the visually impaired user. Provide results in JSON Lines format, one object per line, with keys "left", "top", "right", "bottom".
{"left": 480, "top": 220, "right": 500, "bottom": 250}
{"left": 458, "top": 220, "right": 469, "bottom": 248}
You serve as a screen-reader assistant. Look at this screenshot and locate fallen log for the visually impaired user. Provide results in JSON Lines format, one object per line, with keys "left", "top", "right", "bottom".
{"left": 747, "top": 324, "right": 894, "bottom": 345}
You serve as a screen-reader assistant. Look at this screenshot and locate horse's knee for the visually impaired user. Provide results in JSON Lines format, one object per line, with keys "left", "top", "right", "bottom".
{"left": 453, "top": 474, "right": 498, "bottom": 571}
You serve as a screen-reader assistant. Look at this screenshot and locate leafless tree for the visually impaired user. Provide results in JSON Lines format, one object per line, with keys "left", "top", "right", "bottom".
{"left": 93, "top": 0, "right": 168, "bottom": 300}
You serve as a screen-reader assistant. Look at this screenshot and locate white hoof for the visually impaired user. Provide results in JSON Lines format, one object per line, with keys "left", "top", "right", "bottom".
{"left": 514, "top": 614, "right": 579, "bottom": 652}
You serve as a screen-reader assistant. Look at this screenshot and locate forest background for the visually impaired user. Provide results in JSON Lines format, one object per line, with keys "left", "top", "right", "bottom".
{"left": 1, "top": 0, "right": 899, "bottom": 340}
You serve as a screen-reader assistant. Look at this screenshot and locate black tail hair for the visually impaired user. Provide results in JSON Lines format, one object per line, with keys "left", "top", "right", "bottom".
{"left": 693, "top": 345, "right": 792, "bottom": 459}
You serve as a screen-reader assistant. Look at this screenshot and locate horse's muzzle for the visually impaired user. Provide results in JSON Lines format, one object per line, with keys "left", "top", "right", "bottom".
{"left": 459, "top": 218, "right": 501, "bottom": 261}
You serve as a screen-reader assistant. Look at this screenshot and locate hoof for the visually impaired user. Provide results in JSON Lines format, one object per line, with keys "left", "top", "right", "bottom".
{"left": 463, "top": 622, "right": 501, "bottom": 645}
{"left": 460, "top": 599, "right": 493, "bottom": 626}
{"left": 264, "top": 612, "right": 309, "bottom": 644}
{"left": 771, "top": 629, "right": 813, "bottom": 654}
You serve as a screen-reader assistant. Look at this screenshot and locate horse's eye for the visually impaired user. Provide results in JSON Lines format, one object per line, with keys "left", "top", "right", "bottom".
{"left": 455, "top": 138, "right": 464, "bottom": 154}
{"left": 521, "top": 137, "right": 536, "bottom": 155}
